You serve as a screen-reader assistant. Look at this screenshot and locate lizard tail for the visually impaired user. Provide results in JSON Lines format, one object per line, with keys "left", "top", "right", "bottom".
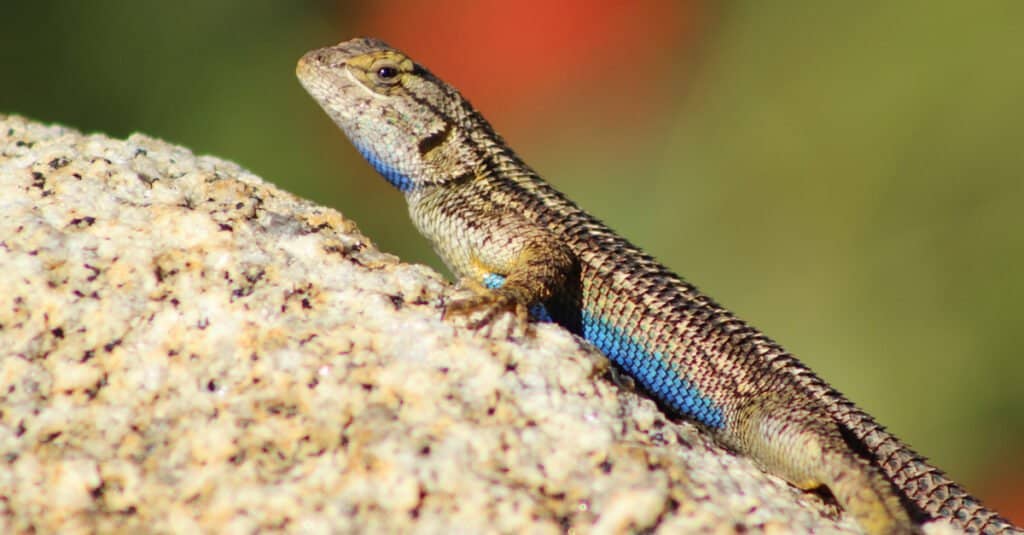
{"left": 831, "top": 399, "right": 1022, "bottom": 534}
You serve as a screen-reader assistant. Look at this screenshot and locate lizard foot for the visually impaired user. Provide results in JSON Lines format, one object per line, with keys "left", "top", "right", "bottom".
{"left": 443, "top": 278, "right": 530, "bottom": 338}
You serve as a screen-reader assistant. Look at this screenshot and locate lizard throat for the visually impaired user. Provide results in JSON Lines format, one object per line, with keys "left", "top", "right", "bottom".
{"left": 354, "top": 142, "right": 415, "bottom": 192}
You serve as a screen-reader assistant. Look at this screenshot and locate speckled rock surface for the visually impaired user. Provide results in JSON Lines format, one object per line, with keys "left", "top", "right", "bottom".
{"left": 0, "top": 115, "right": 959, "bottom": 534}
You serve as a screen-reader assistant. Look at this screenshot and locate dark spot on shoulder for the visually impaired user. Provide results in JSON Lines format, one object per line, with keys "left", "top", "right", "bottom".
{"left": 417, "top": 122, "right": 453, "bottom": 157}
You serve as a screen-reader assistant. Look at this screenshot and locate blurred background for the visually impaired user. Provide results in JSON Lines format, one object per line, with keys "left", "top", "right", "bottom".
{"left": 2, "top": 1, "right": 1021, "bottom": 521}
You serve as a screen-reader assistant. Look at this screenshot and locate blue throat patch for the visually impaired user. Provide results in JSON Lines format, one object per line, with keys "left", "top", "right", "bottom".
{"left": 355, "top": 143, "right": 414, "bottom": 192}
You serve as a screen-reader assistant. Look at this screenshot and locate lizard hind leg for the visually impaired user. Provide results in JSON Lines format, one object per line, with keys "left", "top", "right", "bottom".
{"left": 817, "top": 447, "right": 914, "bottom": 535}
{"left": 730, "top": 396, "right": 914, "bottom": 535}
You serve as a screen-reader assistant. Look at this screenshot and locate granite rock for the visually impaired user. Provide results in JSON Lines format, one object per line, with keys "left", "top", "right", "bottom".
{"left": 0, "top": 115, "right": 958, "bottom": 534}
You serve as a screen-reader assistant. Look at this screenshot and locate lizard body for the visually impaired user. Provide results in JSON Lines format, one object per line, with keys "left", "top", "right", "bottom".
{"left": 297, "top": 38, "right": 1021, "bottom": 535}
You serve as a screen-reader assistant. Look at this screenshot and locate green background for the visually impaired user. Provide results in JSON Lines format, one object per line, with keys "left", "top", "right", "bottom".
{"left": 2, "top": 1, "right": 1021, "bottom": 510}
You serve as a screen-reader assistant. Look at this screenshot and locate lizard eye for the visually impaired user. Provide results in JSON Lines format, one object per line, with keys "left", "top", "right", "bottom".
{"left": 373, "top": 62, "right": 401, "bottom": 84}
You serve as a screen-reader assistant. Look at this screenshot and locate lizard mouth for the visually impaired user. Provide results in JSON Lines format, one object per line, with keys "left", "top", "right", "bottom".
{"left": 296, "top": 53, "right": 355, "bottom": 112}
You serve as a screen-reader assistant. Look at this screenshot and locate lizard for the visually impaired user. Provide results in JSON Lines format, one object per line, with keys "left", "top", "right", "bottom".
{"left": 296, "top": 37, "right": 1022, "bottom": 535}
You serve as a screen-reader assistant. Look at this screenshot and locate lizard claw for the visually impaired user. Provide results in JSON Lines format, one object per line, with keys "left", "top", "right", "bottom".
{"left": 443, "top": 280, "right": 530, "bottom": 338}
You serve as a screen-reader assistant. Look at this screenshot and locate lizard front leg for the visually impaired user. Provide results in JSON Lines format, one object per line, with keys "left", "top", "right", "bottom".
{"left": 434, "top": 209, "right": 577, "bottom": 332}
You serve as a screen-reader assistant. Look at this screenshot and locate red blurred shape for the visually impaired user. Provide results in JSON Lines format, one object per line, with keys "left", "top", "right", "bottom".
{"left": 355, "top": 1, "right": 706, "bottom": 129}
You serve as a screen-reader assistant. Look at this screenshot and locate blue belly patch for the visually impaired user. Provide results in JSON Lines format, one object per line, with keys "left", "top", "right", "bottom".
{"left": 483, "top": 275, "right": 723, "bottom": 427}
{"left": 581, "top": 310, "right": 725, "bottom": 429}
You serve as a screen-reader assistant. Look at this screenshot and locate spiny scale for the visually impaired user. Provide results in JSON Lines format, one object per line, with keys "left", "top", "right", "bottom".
{"left": 297, "top": 38, "right": 1022, "bottom": 535}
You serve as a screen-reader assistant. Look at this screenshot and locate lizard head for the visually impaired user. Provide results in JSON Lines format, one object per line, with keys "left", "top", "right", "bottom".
{"left": 297, "top": 38, "right": 486, "bottom": 193}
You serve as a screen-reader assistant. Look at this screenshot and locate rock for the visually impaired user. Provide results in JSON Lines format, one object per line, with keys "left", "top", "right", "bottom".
{"left": 1, "top": 114, "right": 949, "bottom": 533}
